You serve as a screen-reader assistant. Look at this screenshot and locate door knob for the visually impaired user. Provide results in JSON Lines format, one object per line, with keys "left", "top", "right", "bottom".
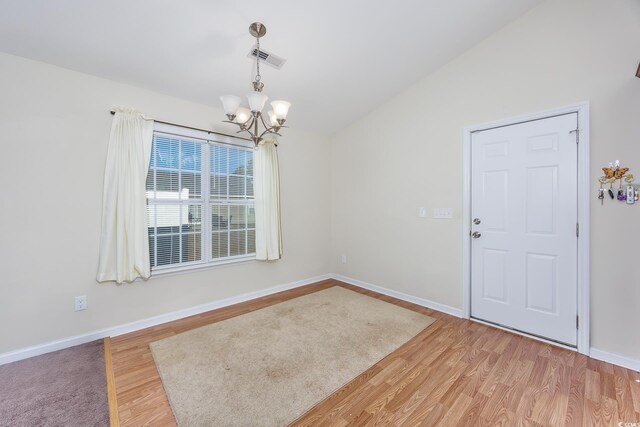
{"left": 473, "top": 218, "right": 481, "bottom": 225}
{"left": 472, "top": 231, "right": 481, "bottom": 238}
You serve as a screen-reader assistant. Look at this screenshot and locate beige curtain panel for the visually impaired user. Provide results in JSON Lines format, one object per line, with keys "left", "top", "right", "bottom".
{"left": 97, "top": 108, "right": 153, "bottom": 283}
{"left": 254, "top": 138, "right": 282, "bottom": 261}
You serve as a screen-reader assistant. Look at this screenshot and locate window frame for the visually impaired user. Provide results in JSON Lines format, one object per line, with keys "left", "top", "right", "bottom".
{"left": 147, "top": 122, "right": 256, "bottom": 276}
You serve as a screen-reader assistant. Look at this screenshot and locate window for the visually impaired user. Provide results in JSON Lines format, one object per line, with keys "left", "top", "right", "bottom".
{"left": 146, "top": 125, "right": 255, "bottom": 272}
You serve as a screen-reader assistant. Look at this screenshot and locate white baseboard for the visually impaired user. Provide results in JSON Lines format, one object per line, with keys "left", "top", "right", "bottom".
{"left": 0, "top": 274, "right": 332, "bottom": 366}
{"left": 332, "top": 274, "right": 464, "bottom": 318}
{"left": 0, "top": 329, "right": 114, "bottom": 367}
{"left": 105, "top": 274, "right": 331, "bottom": 338}
{"left": 6, "top": 271, "right": 637, "bottom": 374}
{"left": 333, "top": 276, "right": 640, "bottom": 372}
{"left": 589, "top": 348, "right": 640, "bottom": 372}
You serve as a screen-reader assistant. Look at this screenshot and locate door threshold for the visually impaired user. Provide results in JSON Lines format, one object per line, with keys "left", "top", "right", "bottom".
{"left": 470, "top": 317, "right": 577, "bottom": 352}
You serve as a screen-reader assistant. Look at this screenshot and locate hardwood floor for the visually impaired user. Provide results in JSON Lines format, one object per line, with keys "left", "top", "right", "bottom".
{"left": 109, "top": 279, "right": 640, "bottom": 426}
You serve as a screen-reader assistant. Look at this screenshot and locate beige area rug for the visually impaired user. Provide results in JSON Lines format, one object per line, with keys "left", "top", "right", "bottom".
{"left": 150, "top": 286, "right": 435, "bottom": 426}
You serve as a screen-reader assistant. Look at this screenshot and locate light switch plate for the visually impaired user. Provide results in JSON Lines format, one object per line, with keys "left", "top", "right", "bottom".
{"left": 433, "top": 208, "right": 453, "bottom": 219}
{"left": 418, "top": 207, "right": 427, "bottom": 218}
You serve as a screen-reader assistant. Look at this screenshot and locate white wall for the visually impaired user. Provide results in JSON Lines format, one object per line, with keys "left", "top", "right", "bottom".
{"left": 330, "top": 0, "right": 640, "bottom": 361}
{"left": 2, "top": 0, "right": 639, "bottom": 365}
{"left": 0, "top": 52, "right": 331, "bottom": 354}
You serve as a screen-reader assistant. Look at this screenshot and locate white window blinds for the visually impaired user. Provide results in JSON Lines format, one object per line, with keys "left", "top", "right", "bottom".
{"left": 146, "top": 129, "right": 254, "bottom": 271}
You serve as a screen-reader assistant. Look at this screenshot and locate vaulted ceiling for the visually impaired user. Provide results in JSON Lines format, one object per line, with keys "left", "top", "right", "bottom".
{"left": 0, "top": 0, "right": 542, "bottom": 135}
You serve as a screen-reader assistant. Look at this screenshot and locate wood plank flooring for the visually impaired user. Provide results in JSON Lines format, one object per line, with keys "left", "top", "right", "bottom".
{"left": 109, "top": 279, "right": 640, "bottom": 426}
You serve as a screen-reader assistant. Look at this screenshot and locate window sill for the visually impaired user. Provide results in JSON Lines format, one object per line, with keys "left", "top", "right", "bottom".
{"left": 149, "top": 255, "right": 257, "bottom": 279}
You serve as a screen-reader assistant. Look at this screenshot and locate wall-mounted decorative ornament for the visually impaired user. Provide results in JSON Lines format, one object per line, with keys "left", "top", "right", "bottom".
{"left": 598, "top": 160, "right": 637, "bottom": 205}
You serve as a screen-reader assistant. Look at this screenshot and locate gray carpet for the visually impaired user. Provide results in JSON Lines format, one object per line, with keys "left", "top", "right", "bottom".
{"left": 0, "top": 340, "right": 109, "bottom": 427}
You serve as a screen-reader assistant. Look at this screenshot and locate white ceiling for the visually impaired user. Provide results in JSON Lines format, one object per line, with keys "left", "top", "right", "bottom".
{"left": 0, "top": 0, "right": 542, "bottom": 135}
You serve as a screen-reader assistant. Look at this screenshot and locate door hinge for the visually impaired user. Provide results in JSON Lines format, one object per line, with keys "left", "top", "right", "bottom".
{"left": 576, "top": 222, "right": 579, "bottom": 237}
{"left": 576, "top": 315, "right": 579, "bottom": 329}
{"left": 570, "top": 128, "right": 580, "bottom": 144}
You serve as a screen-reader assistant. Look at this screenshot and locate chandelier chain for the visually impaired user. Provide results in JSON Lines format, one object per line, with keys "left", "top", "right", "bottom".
{"left": 255, "top": 36, "right": 261, "bottom": 83}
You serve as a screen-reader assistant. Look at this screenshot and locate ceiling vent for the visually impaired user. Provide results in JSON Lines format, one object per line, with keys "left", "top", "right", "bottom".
{"left": 247, "top": 46, "right": 286, "bottom": 70}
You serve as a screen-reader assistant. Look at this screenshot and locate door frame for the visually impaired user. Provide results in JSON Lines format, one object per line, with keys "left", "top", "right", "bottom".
{"left": 462, "top": 102, "right": 590, "bottom": 355}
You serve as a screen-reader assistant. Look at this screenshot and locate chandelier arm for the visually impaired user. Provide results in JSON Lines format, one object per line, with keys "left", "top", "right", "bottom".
{"left": 224, "top": 119, "right": 257, "bottom": 139}
{"left": 258, "top": 112, "right": 272, "bottom": 130}
{"left": 258, "top": 126, "right": 282, "bottom": 140}
{"left": 224, "top": 120, "right": 250, "bottom": 136}
{"left": 243, "top": 115, "right": 256, "bottom": 134}
{"left": 258, "top": 129, "right": 272, "bottom": 140}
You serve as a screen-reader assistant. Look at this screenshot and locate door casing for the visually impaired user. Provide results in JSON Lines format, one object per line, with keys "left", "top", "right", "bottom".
{"left": 462, "top": 102, "right": 590, "bottom": 355}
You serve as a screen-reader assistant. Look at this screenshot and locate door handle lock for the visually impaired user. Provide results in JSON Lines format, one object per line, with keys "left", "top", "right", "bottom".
{"left": 472, "top": 231, "right": 481, "bottom": 238}
{"left": 473, "top": 218, "right": 481, "bottom": 225}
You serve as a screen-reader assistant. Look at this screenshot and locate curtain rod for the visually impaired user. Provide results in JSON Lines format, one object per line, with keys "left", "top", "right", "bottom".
{"left": 109, "top": 110, "right": 251, "bottom": 142}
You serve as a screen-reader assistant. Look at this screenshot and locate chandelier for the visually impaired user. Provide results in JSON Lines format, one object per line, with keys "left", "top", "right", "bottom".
{"left": 220, "top": 22, "right": 291, "bottom": 146}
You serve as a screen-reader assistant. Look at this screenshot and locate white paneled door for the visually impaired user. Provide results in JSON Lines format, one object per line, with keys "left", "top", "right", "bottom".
{"left": 470, "top": 113, "right": 578, "bottom": 346}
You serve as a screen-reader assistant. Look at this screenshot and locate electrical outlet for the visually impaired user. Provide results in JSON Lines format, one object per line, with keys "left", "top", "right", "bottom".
{"left": 74, "top": 295, "right": 87, "bottom": 312}
{"left": 341, "top": 254, "right": 347, "bottom": 264}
